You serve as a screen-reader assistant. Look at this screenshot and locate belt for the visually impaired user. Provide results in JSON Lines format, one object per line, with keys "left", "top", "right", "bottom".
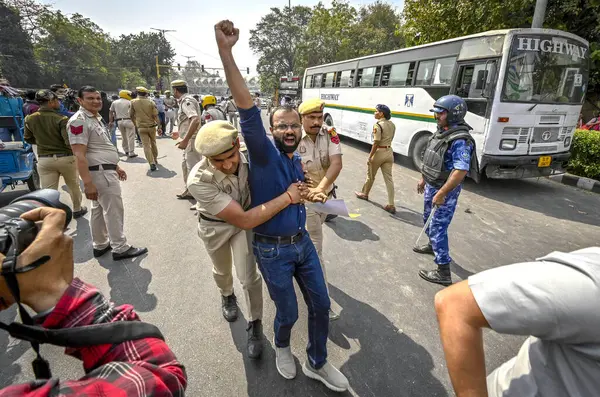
{"left": 88, "top": 163, "right": 118, "bottom": 171}
{"left": 116, "top": 118, "right": 130, "bottom": 121}
{"left": 253, "top": 231, "right": 304, "bottom": 245}
{"left": 199, "top": 213, "right": 226, "bottom": 223}
{"left": 377, "top": 146, "right": 390, "bottom": 149}
{"left": 38, "top": 153, "right": 72, "bottom": 158}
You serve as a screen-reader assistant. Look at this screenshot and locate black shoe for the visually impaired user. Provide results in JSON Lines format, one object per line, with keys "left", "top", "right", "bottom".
{"left": 418, "top": 266, "right": 452, "bottom": 286}
{"left": 93, "top": 244, "right": 111, "bottom": 258}
{"left": 150, "top": 164, "right": 157, "bottom": 171}
{"left": 325, "top": 214, "right": 338, "bottom": 222}
{"left": 221, "top": 294, "right": 239, "bottom": 322}
{"left": 413, "top": 243, "right": 434, "bottom": 255}
{"left": 73, "top": 206, "right": 88, "bottom": 219}
{"left": 112, "top": 246, "right": 148, "bottom": 261}
{"left": 246, "top": 319, "right": 264, "bottom": 359}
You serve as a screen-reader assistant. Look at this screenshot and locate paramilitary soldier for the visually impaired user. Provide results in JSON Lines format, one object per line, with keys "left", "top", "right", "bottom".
{"left": 414, "top": 95, "right": 477, "bottom": 286}
{"left": 296, "top": 98, "right": 343, "bottom": 320}
{"left": 187, "top": 120, "right": 306, "bottom": 359}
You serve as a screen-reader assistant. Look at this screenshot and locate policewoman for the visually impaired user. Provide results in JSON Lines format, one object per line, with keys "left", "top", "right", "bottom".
{"left": 414, "top": 95, "right": 477, "bottom": 286}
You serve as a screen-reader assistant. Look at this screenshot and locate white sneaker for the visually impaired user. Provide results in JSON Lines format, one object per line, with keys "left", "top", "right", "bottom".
{"left": 274, "top": 337, "right": 296, "bottom": 379}
{"left": 302, "top": 361, "right": 349, "bottom": 392}
{"left": 329, "top": 309, "right": 340, "bottom": 321}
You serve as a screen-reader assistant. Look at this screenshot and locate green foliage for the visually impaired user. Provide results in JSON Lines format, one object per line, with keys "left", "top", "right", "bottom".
{"left": 568, "top": 129, "right": 600, "bottom": 180}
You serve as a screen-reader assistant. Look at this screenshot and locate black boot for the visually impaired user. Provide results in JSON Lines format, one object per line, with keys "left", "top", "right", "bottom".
{"left": 246, "top": 319, "right": 264, "bottom": 359}
{"left": 221, "top": 294, "right": 239, "bottom": 322}
{"left": 419, "top": 265, "right": 452, "bottom": 286}
{"left": 413, "top": 242, "right": 434, "bottom": 255}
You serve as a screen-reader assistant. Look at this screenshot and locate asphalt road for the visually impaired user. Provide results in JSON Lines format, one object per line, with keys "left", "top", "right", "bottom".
{"left": 1, "top": 112, "right": 599, "bottom": 396}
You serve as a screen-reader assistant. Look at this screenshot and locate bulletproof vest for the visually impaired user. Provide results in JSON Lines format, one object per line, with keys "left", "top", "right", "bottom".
{"left": 421, "top": 124, "right": 476, "bottom": 188}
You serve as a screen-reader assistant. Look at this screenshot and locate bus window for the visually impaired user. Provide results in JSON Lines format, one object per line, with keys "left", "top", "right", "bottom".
{"left": 339, "top": 70, "right": 352, "bottom": 87}
{"left": 359, "top": 67, "right": 376, "bottom": 87}
{"left": 389, "top": 63, "right": 410, "bottom": 87}
{"left": 320, "top": 74, "right": 327, "bottom": 88}
{"left": 312, "top": 74, "right": 322, "bottom": 88}
{"left": 334, "top": 71, "right": 342, "bottom": 87}
{"left": 324, "top": 72, "right": 335, "bottom": 88}
{"left": 407, "top": 62, "right": 416, "bottom": 85}
{"left": 433, "top": 57, "right": 456, "bottom": 85}
{"left": 380, "top": 65, "right": 392, "bottom": 86}
{"left": 305, "top": 75, "right": 313, "bottom": 89}
{"left": 416, "top": 60, "right": 435, "bottom": 85}
{"left": 373, "top": 66, "right": 383, "bottom": 87}
{"left": 349, "top": 70, "right": 356, "bottom": 87}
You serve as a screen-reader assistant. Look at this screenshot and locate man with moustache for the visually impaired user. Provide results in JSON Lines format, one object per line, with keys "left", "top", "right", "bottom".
{"left": 216, "top": 19, "right": 348, "bottom": 392}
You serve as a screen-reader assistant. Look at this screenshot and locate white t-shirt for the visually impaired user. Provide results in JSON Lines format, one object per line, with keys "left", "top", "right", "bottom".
{"left": 109, "top": 98, "right": 131, "bottom": 120}
{"left": 469, "top": 247, "right": 600, "bottom": 397}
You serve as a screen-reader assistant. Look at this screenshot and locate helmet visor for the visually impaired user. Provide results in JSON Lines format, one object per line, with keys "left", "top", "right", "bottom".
{"left": 430, "top": 106, "right": 446, "bottom": 114}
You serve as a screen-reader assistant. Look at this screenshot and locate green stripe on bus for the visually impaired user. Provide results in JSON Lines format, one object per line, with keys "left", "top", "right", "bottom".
{"left": 324, "top": 104, "right": 436, "bottom": 123}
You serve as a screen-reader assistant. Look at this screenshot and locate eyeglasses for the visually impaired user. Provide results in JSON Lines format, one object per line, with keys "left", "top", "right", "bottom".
{"left": 273, "top": 123, "right": 302, "bottom": 132}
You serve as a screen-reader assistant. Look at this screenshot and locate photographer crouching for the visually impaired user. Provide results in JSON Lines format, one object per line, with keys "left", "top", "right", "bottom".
{"left": 0, "top": 190, "right": 187, "bottom": 396}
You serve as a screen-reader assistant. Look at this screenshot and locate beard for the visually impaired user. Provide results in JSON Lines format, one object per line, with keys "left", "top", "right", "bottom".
{"left": 273, "top": 133, "right": 300, "bottom": 153}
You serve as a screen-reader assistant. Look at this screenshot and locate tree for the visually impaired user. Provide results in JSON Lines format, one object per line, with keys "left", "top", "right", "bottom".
{"left": 249, "top": 6, "right": 313, "bottom": 93}
{"left": 0, "top": 2, "right": 40, "bottom": 87}
{"left": 352, "top": 1, "right": 404, "bottom": 56}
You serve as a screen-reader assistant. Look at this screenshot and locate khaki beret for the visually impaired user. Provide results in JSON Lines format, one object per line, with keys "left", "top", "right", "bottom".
{"left": 136, "top": 86, "right": 149, "bottom": 93}
{"left": 298, "top": 98, "right": 325, "bottom": 115}
{"left": 36, "top": 89, "right": 57, "bottom": 102}
{"left": 171, "top": 79, "right": 187, "bottom": 87}
{"left": 195, "top": 120, "right": 239, "bottom": 157}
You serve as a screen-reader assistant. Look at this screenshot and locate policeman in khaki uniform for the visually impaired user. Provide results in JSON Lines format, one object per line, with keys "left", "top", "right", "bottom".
{"left": 297, "top": 98, "right": 343, "bottom": 321}
{"left": 68, "top": 85, "right": 147, "bottom": 261}
{"left": 187, "top": 120, "right": 304, "bottom": 359}
{"left": 355, "top": 104, "right": 397, "bottom": 214}
{"left": 130, "top": 86, "right": 161, "bottom": 171}
{"left": 171, "top": 80, "right": 202, "bottom": 199}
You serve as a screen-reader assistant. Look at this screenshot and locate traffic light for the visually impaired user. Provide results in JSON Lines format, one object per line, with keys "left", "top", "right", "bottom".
{"left": 177, "top": 63, "right": 181, "bottom": 71}
{"left": 201, "top": 65, "right": 205, "bottom": 72}
{"left": 247, "top": 67, "right": 250, "bottom": 75}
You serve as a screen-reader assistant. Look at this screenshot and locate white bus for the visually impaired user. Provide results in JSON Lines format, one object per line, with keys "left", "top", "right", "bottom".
{"left": 302, "top": 28, "right": 589, "bottom": 179}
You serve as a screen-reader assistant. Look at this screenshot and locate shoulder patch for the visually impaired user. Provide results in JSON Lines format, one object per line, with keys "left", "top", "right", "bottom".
{"left": 200, "top": 169, "right": 214, "bottom": 183}
{"left": 69, "top": 119, "right": 84, "bottom": 135}
{"left": 327, "top": 126, "right": 337, "bottom": 137}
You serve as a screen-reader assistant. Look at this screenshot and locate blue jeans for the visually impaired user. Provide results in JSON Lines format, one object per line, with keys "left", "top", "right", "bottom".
{"left": 424, "top": 183, "right": 462, "bottom": 265}
{"left": 253, "top": 233, "right": 330, "bottom": 369}
{"left": 110, "top": 123, "right": 117, "bottom": 146}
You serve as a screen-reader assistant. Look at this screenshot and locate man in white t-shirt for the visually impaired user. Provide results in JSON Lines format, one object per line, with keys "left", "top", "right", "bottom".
{"left": 434, "top": 247, "right": 600, "bottom": 397}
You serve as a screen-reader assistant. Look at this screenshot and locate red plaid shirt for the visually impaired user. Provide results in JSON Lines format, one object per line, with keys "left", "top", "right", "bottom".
{"left": 0, "top": 278, "right": 187, "bottom": 396}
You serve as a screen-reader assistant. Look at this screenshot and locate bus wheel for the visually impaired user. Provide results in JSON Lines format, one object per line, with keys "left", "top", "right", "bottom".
{"left": 411, "top": 133, "right": 430, "bottom": 170}
{"left": 324, "top": 114, "right": 333, "bottom": 127}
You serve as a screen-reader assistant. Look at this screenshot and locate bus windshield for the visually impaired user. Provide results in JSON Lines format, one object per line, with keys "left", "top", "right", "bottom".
{"left": 501, "top": 34, "right": 589, "bottom": 104}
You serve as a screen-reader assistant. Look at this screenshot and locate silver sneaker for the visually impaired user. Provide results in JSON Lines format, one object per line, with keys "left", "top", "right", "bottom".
{"left": 274, "top": 338, "right": 296, "bottom": 379}
{"left": 329, "top": 309, "right": 340, "bottom": 321}
{"left": 302, "top": 361, "right": 349, "bottom": 392}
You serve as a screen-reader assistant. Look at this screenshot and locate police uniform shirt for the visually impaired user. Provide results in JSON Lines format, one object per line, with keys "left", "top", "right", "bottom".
{"left": 298, "top": 126, "right": 342, "bottom": 194}
{"left": 67, "top": 108, "right": 119, "bottom": 166}
{"left": 178, "top": 93, "right": 201, "bottom": 139}
{"left": 469, "top": 247, "right": 600, "bottom": 397}
{"left": 110, "top": 98, "right": 131, "bottom": 120}
{"left": 373, "top": 119, "right": 396, "bottom": 146}
{"left": 130, "top": 98, "right": 158, "bottom": 128}
{"left": 164, "top": 97, "right": 177, "bottom": 110}
{"left": 444, "top": 139, "right": 472, "bottom": 171}
{"left": 187, "top": 151, "right": 250, "bottom": 251}
{"left": 202, "top": 107, "right": 227, "bottom": 124}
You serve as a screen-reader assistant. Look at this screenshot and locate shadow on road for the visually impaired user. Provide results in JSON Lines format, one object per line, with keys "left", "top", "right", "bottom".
{"left": 147, "top": 165, "right": 178, "bottom": 179}
{"left": 325, "top": 217, "right": 380, "bottom": 242}
{"left": 0, "top": 306, "right": 28, "bottom": 389}
{"left": 97, "top": 252, "right": 157, "bottom": 312}
{"left": 69, "top": 216, "right": 93, "bottom": 264}
{"left": 122, "top": 156, "right": 148, "bottom": 164}
{"left": 463, "top": 177, "right": 600, "bottom": 227}
{"left": 451, "top": 260, "right": 474, "bottom": 280}
{"left": 329, "top": 285, "right": 448, "bottom": 397}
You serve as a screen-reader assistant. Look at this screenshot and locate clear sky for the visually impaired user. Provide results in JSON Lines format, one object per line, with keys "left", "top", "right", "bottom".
{"left": 46, "top": 0, "right": 404, "bottom": 74}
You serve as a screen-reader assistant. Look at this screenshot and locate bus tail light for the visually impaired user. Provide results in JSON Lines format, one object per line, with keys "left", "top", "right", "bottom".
{"left": 564, "top": 136, "right": 571, "bottom": 147}
{"left": 498, "top": 117, "right": 510, "bottom": 123}
{"left": 500, "top": 139, "right": 517, "bottom": 150}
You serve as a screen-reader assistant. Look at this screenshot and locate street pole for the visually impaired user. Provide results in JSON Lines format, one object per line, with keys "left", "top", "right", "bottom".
{"left": 531, "top": 0, "right": 548, "bottom": 28}
{"left": 155, "top": 55, "right": 161, "bottom": 93}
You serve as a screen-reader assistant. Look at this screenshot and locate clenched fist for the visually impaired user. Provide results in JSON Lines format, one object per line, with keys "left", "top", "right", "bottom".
{"left": 215, "top": 20, "right": 239, "bottom": 50}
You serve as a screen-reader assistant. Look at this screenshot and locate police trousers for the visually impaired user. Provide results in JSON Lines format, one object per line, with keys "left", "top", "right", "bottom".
{"left": 37, "top": 155, "right": 83, "bottom": 212}
{"left": 227, "top": 112, "right": 238, "bottom": 130}
{"left": 117, "top": 120, "right": 136, "bottom": 155}
{"left": 199, "top": 225, "right": 263, "bottom": 321}
{"left": 90, "top": 169, "right": 130, "bottom": 254}
{"left": 182, "top": 134, "right": 202, "bottom": 188}
{"left": 165, "top": 110, "right": 176, "bottom": 133}
{"left": 361, "top": 148, "right": 395, "bottom": 206}
{"left": 138, "top": 127, "right": 158, "bottom": 165}
{"left": 423, "top": 183, "right": 462, "bottom": 265}
{"left": 306, "top": 206, "right": 329, "bottom": 292}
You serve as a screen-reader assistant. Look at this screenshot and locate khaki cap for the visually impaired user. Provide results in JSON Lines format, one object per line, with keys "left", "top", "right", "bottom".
{"left": 136, "top": 86, "right": 149, "bottom": 93}
{"left": 195, "top": 120, "right": 239, "bottom": 157}
{"left": 298, "top": 98, "right": 325, "bottom": 115}
{"left": 171, "top": 79, "right": 187, "bottom": 87}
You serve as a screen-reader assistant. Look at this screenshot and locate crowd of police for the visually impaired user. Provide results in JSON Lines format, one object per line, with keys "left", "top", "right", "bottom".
{"left": 1, "top": 18, "right": 599, "bottom": 397}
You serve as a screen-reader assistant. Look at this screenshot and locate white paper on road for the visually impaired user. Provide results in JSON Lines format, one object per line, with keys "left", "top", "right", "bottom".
{"left": 306, "top": 199, "right": 350, "bottom": 217}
